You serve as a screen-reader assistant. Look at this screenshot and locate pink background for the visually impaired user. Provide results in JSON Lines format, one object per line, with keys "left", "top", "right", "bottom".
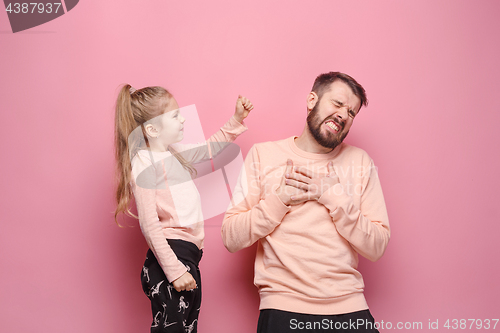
{"left": 1, "top": 0, "right": 499, "bottom": 332}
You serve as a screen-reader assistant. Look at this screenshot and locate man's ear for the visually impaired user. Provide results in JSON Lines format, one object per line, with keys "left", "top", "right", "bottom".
{"left": 144, "top": 124, "right": 159, "bottom": 138}
{"left": 306, "top": 92, "right": 318, "bottom": 113}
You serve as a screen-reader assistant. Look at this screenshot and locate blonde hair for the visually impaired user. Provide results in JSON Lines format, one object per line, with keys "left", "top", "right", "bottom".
{"left": 114, "top": 84, "right": 195, "bottom": 224}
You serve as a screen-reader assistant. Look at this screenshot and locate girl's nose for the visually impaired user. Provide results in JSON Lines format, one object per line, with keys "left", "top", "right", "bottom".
{"left": 180, "top": 116, "right": 185, "bottom": 123}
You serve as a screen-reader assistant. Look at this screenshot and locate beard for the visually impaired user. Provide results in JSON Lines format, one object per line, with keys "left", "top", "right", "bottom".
{"left": 306, "top": 103, "right": 349, "bottom": 149}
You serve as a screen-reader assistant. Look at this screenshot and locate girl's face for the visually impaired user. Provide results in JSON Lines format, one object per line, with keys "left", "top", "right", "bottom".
{"left": 157, "top": 98, "right": 185, "bottom": 148}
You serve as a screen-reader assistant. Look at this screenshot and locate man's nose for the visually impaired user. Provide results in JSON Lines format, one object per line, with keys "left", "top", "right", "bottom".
{"left": 336, "top": 106, "right": 349, "bottom": 119}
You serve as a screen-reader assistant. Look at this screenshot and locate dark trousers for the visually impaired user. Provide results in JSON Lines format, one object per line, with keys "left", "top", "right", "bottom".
{"left": 141, "top": 239, "right": 203, "bottom": 333}
{"left": 257, "top": 309, "right": 380, "bottom": 333}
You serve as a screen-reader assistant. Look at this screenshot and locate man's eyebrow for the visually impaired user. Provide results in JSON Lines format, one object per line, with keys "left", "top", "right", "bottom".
{"left": 333, "top": 99, "right": 354, "bottom": 112}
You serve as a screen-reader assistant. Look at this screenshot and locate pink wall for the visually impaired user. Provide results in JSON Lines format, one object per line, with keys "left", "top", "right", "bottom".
{"left": 1, "top": 0, "right": 499, "bottom": 332}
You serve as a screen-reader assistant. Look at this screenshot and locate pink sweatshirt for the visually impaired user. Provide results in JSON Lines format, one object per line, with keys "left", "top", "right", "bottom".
{"left": 132, "top": 116, "right": 247, "bottom": 283}
{"left": 222, "top": 137, "right": 390, "bottom": 315}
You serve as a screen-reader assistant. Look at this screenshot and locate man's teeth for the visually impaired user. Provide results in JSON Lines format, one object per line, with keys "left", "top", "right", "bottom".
{"left": 326, "top": 122, "right": 339, "bottom": 131}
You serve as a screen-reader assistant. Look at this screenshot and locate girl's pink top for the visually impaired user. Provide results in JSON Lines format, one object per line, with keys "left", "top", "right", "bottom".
{"left": 132, "top": 116, "right": 247, "bottom": 282}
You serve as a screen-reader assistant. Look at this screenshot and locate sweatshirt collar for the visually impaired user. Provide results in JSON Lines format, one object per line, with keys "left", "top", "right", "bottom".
{"left": 288, "top": 136, "right": 343, "bottom": 160}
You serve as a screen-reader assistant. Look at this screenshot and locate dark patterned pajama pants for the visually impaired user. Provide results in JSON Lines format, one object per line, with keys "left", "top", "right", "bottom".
{"left": 141, "top": 239, "right": 203, "bottom": 333}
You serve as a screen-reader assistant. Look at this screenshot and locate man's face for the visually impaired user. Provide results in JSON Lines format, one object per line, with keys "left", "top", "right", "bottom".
{"left": 306, "top": 80, "right": 361, "bottom": 149}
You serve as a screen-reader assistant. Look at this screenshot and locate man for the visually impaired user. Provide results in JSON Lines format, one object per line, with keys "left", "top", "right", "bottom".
{"left": 222, "top": 72, "right": 390, "bottom": 333}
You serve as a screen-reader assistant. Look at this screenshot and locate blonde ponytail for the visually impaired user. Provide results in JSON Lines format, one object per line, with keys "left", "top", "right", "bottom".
{"left": 114, "top": 84, "right": 138, "bottom": 224}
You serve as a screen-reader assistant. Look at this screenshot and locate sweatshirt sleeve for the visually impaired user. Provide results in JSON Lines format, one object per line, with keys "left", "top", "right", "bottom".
{"left": 317, "top": 159, "right": 390, "bottom": 261}
{"left": 174, "top": 116, "right": 248, "bottom": 164}
{"left": 221, "top": 145, "right": 291, "bottom": 253}
{"left": 131, "top": 158, "right": 187, "bottom": 283}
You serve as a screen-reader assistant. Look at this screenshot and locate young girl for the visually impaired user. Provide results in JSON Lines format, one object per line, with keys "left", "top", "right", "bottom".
{"left": 114, "top": 84, "right": 253, "bottom": 333}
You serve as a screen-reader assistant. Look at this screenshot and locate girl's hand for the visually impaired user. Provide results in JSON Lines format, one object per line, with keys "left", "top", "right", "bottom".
{"left": 234, "top": 95, "right": 254, "bottom": 123}
{"left": 172, "top": 271, "right": 197, "bottom": 292}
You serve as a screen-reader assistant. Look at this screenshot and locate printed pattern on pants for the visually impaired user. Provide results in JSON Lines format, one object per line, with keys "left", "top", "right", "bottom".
{"left": 141, "top": 240, "right": 202, "bottom": 333}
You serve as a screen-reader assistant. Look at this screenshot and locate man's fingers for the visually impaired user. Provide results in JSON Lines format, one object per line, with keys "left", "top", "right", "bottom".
{"left": 286, "top": 172, "right": 311, "bottom": 184}
{"left": 281, "top": 160, "right": 293, "bottom": 189}
{"left": 285, "top": 179, "right": 309, "bottom": 191}
{"left": 290, "top": 192, "right": 316, "bottom": 203}
{"left": 284, "top": 159, "right": 293, "bottom": 175}
{"left": 327, "top": 161, "right": 336, "bottom": 177}
{"left": 294, "top": 166, "right": 314, "bottom": 178}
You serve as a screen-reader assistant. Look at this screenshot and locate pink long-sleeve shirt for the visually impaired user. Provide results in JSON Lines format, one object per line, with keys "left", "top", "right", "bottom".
{"left": 222, "top": 137, "right": 390, "bottom": 315}
{"left": 132, "top": 116, "right": 247, "bottom": 282}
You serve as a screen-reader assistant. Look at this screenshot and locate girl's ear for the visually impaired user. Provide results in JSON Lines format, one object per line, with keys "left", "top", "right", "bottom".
{"left": 144, "top": 124, "right": 159, "bottom": 138}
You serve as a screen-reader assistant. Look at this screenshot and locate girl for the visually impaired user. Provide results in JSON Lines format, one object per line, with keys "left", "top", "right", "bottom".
{"left": 114, "top": 84, "right": 253, "bottom": 333}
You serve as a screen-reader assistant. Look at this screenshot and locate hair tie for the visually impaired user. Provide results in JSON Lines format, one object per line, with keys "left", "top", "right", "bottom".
{"left": 129, "top": 86, "right": 137, "bottom": 94}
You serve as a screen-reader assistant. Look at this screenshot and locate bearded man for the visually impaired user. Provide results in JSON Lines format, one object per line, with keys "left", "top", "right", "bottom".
{"left": 222, "top": 72, "right": 390, "bottom": 333}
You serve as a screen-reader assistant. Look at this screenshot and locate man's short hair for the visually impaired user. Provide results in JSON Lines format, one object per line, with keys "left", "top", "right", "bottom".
{"left": 311, "top": 72, "right": 368, "bottom": 110}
